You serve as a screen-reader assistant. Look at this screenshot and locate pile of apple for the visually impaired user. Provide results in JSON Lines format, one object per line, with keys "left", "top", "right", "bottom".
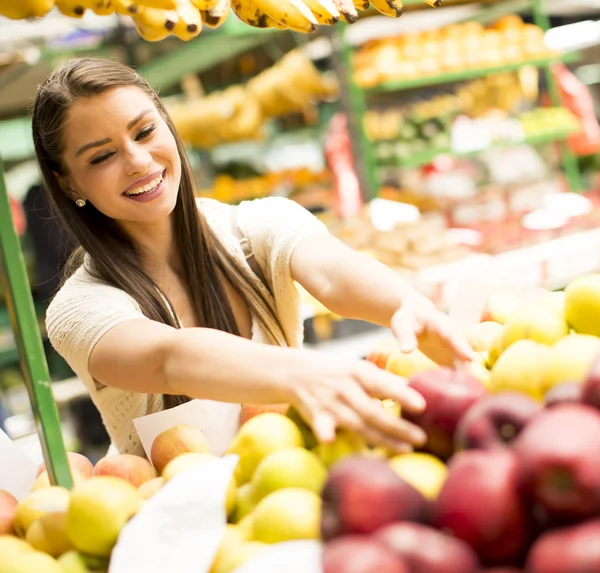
{"left": 322, "top": 273, "right": 600, "bottom": 572}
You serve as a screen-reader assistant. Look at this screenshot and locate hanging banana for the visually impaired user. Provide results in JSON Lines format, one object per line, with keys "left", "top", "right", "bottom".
{"left": 0, "top": 0, "right": 55, "bottom": 18}
{"left": 55, "top": 0, "right": 93, "bottom": 18}
{"left": 352, "top": 0, "right": 370, "bottom": 11}
{"left": 190, "top": 0, "right": 220, "bottom": 10}
{"left": 199, "top": 0, "right": 229, "bottom": 28}
{"left": 331, "top": 0, "right": 357, "bottom": 23}
{"left": 230, "top": 0, "right": 272, "bottom": 28}
{"left": 254, "top": 0, "right": 318, "bottom": 33}
{"left": 136, "top": 0, "right": 177, "bottom": 7}
{"left": 172, "top": 0, "right": 202, "bottom": 40}
{"left": 113, "top": 0, "right": 139, "bottom": 14}
{"left": 302, "top": 0, "right": 339, "bottom": 25}
{"left": 422, "top": 0, "right": 441, "bottom": 6}
{"left": 369, "top": 0, "right": 402, "bottom": 18}
{"left": 90, "top": 0, "right": 115, "bottom": 15}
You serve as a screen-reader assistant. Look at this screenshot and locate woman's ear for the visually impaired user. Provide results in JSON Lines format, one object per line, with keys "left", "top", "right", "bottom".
{"left": 53, "top": 171, "right": 79, "bottom": 202}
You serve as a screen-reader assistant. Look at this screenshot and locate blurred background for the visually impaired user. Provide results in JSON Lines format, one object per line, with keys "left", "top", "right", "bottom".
{"left": 2, "top": 0, "right": 600, "bottom": 460}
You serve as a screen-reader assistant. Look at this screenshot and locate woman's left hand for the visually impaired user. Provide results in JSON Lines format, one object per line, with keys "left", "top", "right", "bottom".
{"left": 391, "top": 293, "right": 475, "bottom": 368}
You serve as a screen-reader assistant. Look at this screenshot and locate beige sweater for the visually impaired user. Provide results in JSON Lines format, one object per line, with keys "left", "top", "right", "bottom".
{"left": 46, "top": 197, "right": 328, "bottom": 456}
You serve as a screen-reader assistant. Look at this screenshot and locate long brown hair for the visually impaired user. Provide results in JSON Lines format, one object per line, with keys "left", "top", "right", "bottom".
{"left": 31, "top": 57, "right": 285, "bottom": 408}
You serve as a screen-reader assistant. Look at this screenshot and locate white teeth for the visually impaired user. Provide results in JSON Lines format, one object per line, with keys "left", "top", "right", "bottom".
{"left": 125, "top": 174, "right": 163, "bottom": 196}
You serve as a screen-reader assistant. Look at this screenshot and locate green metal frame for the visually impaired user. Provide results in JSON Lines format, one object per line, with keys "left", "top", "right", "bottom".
{"left": 344, "top": 0, "right": 586, "bottom": 199}
{"left": 0, "top": 159, "right": 72, "bottom": 488}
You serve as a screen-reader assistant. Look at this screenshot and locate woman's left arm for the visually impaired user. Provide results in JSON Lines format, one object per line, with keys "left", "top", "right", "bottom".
{"left": 291, "top": 233, "right": 475, "bottom": 367}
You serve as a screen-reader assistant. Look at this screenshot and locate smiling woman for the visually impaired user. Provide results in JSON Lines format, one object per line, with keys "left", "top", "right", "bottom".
{"left": 32, "top": 57, "right": 472, "bottom": 458}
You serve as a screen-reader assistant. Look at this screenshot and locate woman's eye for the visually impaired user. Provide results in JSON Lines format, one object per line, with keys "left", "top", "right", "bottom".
{"left": 90, "top": 152, "right": 114, "bottom": 165}
{"left": 135, "top": 125, "right": 155, "bottom": 141}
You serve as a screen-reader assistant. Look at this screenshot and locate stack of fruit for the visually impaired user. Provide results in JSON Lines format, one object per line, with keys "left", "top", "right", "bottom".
{"left": 1, "top": 0, "right": 438, "bottom": 40}
{"left": 354, "top": 15, "right": 558, "bottom": 89}
{"left": 335, "top": 273, "right": 600, "bottom": 572}
{"left": 169, "top": 50, "right": 338, "bottom": 149}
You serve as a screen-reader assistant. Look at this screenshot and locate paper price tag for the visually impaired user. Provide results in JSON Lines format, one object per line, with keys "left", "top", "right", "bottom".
{"left": 235, "top": 540, "right": 323, "bottom": 573}
{"left": 134, "top": 399, "right": 241, "bottom": 459}
{"left": 0, "top": 429, "right": 37, "bottom": 500}
{"left": 109, "top": 455, "right": 238, "bottom": 573}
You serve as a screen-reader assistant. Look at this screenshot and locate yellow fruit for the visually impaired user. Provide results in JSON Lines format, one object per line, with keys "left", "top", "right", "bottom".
{"left": 491, "top": 340, "right": 551, "bottom": 401}
{"left": 232, "top": 483, "right": 257, "bottom": 523}
{"left": 251, "top": 447, "right": 327, "bottom": 502}
{"left": 467, "top": 321, "right": 504, "bottom": 353}
{"left": 543, "top": 290, "right": 566, "bottom": 316}
{"left": 468, "top": 358, "right": 492, "bottom": 390}
{"left": 226, "top": 413, "right": 304, "bottom": 485}
{"left": 14, "top": 487, "right": 70, "bottom": 538}
{"left": 542, "top": 334, "right": 600, "bottom": 391}
{"left": 286, "top": 407, "right": 317, "bottom": 449}
{"left": 385, "top": 349, "right": 437, "bottom": 379}
{"left": 565, "top": 275, "right": 600, "bottom": 337}
{"left": 237, "top": 513, "right": 254, "bottom": 539}
{"left": 252, "top": 488, "right": 321, "bottom": 544}
{"left": 162, "top": 453, "right": 236, "bottom": 517}
{"left": 487, "top": 330, "right": 505, "bottom": 368}
{"left": 137, "top": 477, "right": 165, "bottom": 500}
{"left": 312, "top": 430, "right": 368, "bottom": 468}
{"left": 26, "top": 512, "right": 72, "bottom": 558}
{"left": 210, "top": 540, "right": 268, "bottom": 573}
{"left": 209, "top": 525, "right": 247, "bottom": 573}
{"left": 66, "top": 477, "right": 142, "bottom": 557}
{"left": 58, "top": 550, "right": 108, "bottom": 573}
{"left": 0, "top": 535, "right": 34, "bottom": 558}
{"left": 482, "top": 291, "right": 524, "bottom": 324}
{"left": 501, "top": 303, "right": 569, "bottom": 350}
{"left": 0, "top": 550, "right": 63, "bottom": 573}
{"left": 31, "top": 470, "right": 87, "bottom": 493}
{"left": 389, "top": 453, "right": 448, "bottom": 500}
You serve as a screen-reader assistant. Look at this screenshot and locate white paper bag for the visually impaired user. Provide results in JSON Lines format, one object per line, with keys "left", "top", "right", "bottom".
{"left": 109, "top": 455, "right": 238, "bottom": 573}
{"left": 0, "top": 429, "right": 37, "bottom": 500}
{"left": 134, "top": 399, "right": 241, "bottom": 460}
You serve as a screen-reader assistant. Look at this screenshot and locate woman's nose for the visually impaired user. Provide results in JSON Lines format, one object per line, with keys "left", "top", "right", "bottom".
{"left": 124, "top": 143, "right": 152, "bottom": 175}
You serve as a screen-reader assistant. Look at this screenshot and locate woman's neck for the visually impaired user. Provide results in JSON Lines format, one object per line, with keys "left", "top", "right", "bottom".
{"left": 119, "top": 216, "right": 180, "bottom": 274}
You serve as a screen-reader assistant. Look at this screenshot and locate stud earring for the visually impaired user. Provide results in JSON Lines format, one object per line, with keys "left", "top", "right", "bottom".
{"left": 75, "top": 199, "right": 86, "bottom": 208}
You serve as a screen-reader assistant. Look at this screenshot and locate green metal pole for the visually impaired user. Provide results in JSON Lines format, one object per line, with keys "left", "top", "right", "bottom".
{"left": 0, "top": 158, "right": 72, "bottom": 489}
{"left": 532, "top": 0, "right": 583, "bottom": 192}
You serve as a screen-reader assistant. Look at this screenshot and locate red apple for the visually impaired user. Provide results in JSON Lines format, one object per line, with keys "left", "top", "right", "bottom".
{"left": 150, "top": 424, "right": 210, "bottom": 474}
{"left": 239, "top": 404, "right": 289, "bottom": 427}
{"left": 36, "top": 452, "right": 93, "bottom": 479}
{"left": 544, "top": 382, "right": 581, "bottom": 408}
{"left": 526, "top": 518, "right": 600, "bottom": 573}
{"left": 321, "top": 456, "right": 428, "bottom": 540}
{"left": 0, "top": 489, "right": 18, "bottom": 534}
{"left": 405, "top": 368, "right": 488, "bottom": 460}
{"left": 366, "top": 340, "right": 397, "bottom": 370}
{"left": 323, "top": 536, "right": 408, "bottom": 573}
{"left": 580, "top": 352, "right": 600, "bottom": 409}
{"left": 433, "top": 449, "right": 530, "bottom": 566}
{"left": 375, "top": 522, "right": 480, "bottom": 573}
{"left": 454, "top": 392, "right": 542, "bottom": 451}
{"left": 513, "top": 403, "right": 600, "bottom": 523}
{"left": 93, "top": 454, "right": 157, "bottom": 487}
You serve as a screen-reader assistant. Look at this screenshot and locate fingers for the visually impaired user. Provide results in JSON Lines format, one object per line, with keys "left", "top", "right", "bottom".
{"left": 355, "top": 362, "right": 426, "bottom": 414}
{"left": 391, "top": 309, "right": 419, "bottom": 353}
{"left": 294, "top": 388, "right": 337, "bottom": 443}
{"left": 341, "top": 383, "right": 427, "bottom": 448}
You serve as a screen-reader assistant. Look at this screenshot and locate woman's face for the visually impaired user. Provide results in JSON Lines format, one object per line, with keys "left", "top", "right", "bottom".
{"left": 59, "top": 86, "right": 181, "bottom": 224}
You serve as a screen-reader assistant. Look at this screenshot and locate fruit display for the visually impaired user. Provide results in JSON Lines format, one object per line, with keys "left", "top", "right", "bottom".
{"left": 169, "top": 50, "right": 338, "bottom": 149}
{"left": 5, "top": 274, "right": 600, "bottom": 572}
{"left": 0, "top": 0, "right": 441, "bottom": 39}
{"left": 354, "top": 15, "right": 559, "bottom": 89}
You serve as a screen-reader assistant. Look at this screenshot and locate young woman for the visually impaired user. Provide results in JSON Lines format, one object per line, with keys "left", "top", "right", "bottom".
{"left": 33, "top": 57, "right": 474, "bottom": 458}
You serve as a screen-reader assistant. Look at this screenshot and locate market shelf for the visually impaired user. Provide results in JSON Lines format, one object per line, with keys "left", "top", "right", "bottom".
{"left": 364, "top": 52, "right": 579, "bottom": 94}
{"left": 376, "top": 128, "right": 579, "bottom": 170}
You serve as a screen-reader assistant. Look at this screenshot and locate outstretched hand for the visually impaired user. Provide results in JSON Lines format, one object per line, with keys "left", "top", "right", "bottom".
{"left": 391, "top": 294, "right": 475, "bottom": 368}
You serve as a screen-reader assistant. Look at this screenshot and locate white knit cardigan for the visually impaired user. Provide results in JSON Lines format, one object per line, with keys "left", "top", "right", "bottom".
{"left": 46, "top": 197, "right": 328, "bottom": 456}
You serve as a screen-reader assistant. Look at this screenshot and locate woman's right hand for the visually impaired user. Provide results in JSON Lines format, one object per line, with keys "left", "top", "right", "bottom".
{"left": 287, "top": 351, "right": 428, "bottom": 454}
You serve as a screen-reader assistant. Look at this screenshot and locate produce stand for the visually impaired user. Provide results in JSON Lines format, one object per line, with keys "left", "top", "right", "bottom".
{"left": 341, "top": 0, "right": 585, "bottom": 200}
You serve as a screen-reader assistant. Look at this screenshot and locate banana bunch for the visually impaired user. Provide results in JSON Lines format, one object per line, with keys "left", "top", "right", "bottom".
{"left": 169, "top": 86, "right": 265, "bottom": 148}
{"left": 247, "top": 49, "right": 339, "bottom": 118}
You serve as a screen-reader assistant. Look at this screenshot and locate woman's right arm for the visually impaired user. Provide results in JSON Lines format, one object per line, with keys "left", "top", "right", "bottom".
{"left": 89, "top": 320, "right": 427, "bottom": 452}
